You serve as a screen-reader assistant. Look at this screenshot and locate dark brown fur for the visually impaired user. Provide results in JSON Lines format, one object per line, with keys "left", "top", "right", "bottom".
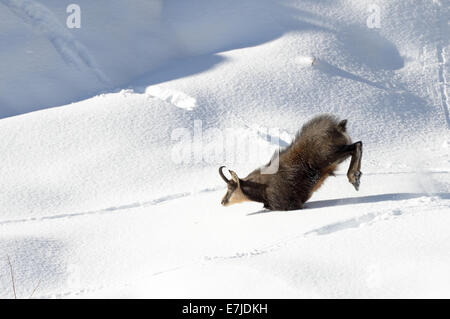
{"left": 220, "top": 114, "right": 363, "bottom": 210}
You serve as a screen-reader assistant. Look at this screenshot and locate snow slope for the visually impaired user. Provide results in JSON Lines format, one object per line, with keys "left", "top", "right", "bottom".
{"left": 0, "top": 0, "right": 449, "bottom": 298}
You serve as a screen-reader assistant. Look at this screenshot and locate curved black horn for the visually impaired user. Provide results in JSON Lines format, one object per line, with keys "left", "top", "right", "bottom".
{"left": 219, "top": 166, "right": 230, "bottom": 183}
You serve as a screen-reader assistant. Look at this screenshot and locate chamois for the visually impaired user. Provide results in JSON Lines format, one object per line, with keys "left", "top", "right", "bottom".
{"left": 219, "top": 114, "right": 362, "bottom": 210}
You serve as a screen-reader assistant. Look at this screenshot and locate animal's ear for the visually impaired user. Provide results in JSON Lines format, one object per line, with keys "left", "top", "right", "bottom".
{"left": 337, "top": 119, "right": 347, "bottom": 132}
{"left": 228, "top": 170, "right": 240, "bottom": 186}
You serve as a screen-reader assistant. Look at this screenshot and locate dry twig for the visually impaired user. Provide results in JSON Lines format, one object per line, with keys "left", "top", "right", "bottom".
{"left": 7, "top": 255, "right": 17, "bottom": 299}
{"left": 29, "top": 279, "right": 41, "bottom": 299}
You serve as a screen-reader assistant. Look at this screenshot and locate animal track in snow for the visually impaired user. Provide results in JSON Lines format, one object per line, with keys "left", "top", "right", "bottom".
{"left": 303, "top": 198, "right": 449, "bottom": 237}
{"left": 434, "top": 0, "right": 450, "bottom": 128}
{"left": 0, "top": 186, "right": 223, "bottom": 227}
{"left": 1, "top": 0, "right": 109, "bottom": 84}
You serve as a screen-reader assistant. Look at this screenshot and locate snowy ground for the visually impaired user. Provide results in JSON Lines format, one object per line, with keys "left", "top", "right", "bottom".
{"left": 0, "top": 0, "right": 449, "bottom": 298}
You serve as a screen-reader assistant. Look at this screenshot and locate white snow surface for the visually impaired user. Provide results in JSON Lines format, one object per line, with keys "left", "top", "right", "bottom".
{"left": 0, "top": 0, "right": 449, "bottom": 298}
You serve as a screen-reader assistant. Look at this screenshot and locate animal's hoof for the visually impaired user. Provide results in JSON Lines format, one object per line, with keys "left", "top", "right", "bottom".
{"left": 349, "top": 171, "right": 362, "bottom": 191}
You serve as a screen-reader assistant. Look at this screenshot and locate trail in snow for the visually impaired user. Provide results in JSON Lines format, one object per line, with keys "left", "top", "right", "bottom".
{"left": 435, "top": 0, "right": 450, "bottom": 128}
{"left": 305, "top": 198, "right": 449, "bottom": 236}
{"left": 0, "top": 0, "right": 109, "bottom": 84}
{"left": 0, "top": 186, "right": 224, "bottom": 226}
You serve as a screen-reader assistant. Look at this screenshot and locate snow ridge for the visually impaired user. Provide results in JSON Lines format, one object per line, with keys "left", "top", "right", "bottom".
{"left": 145, "top": 86, "right": 197, "bottom": 110}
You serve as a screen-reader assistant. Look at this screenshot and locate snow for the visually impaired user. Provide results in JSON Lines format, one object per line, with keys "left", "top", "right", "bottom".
{"left": 0, "top": 0, "right": 449, "bottom": 298}
{"left": 145, "top": 86, "right": 197, "bottom": 110}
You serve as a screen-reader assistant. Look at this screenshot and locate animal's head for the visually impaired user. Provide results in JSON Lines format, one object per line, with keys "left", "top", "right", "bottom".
{"left": 219, "top": 166, "right": 249, "bottom": 206}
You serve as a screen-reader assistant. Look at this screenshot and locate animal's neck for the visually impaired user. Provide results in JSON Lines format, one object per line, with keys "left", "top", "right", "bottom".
{"left": 240, "top": 180, "right": 267, "bottom": 203}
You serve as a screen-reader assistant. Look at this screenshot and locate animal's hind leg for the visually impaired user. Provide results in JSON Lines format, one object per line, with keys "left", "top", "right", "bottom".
{"left": 342, "top": 141, "right": 363, "bottom": 190}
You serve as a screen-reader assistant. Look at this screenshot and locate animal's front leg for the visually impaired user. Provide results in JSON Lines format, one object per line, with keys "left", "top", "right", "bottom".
{"left": 347, "top": 141, "right": 363, "bottom": 190}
